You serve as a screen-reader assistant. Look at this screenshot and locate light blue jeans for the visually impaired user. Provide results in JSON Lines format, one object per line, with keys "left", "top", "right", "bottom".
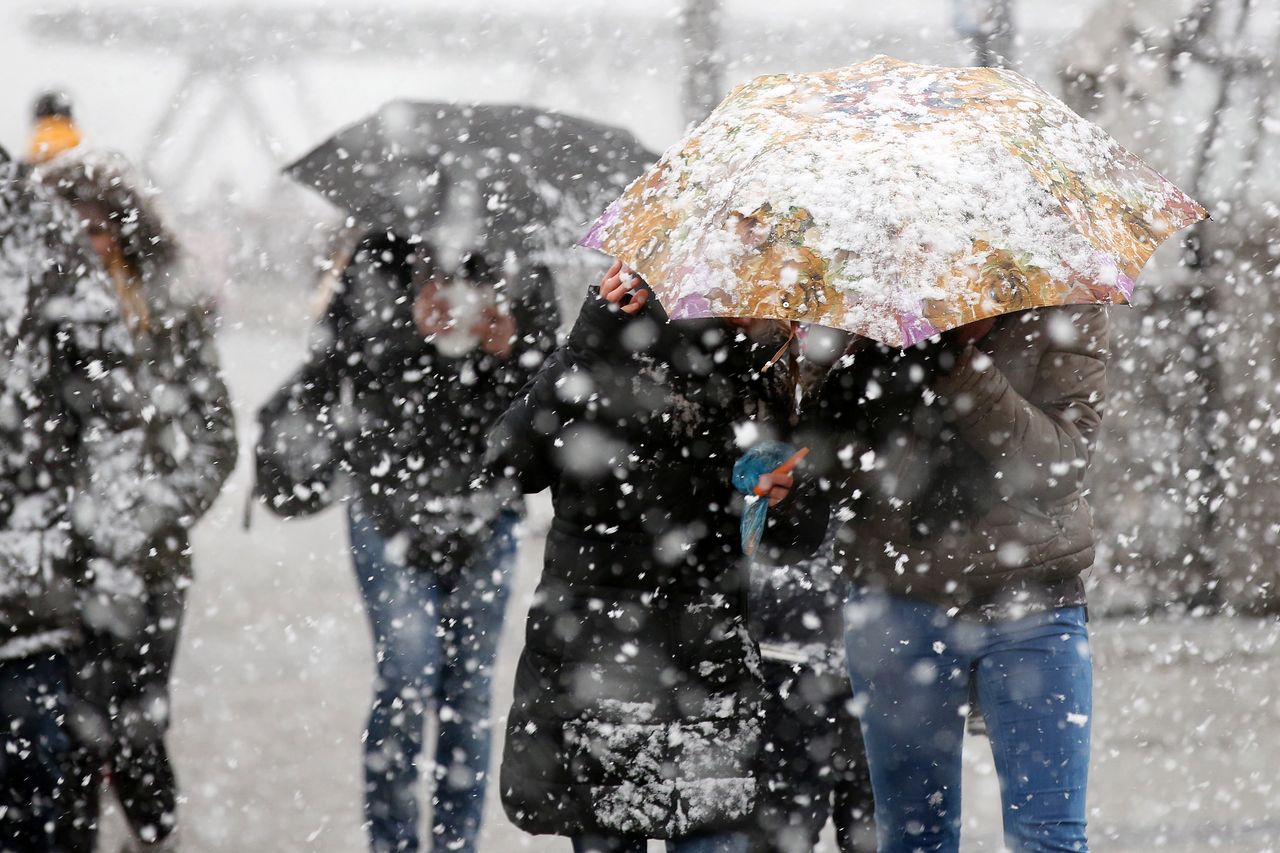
{"left": 572, "top": 832, "right": 749, "bottom": 853}
{"left": 844, "top": 592, "right": 1091, "bottom": 853}
{"left": 349, "top": 506, "right": 519, "bottom": 853}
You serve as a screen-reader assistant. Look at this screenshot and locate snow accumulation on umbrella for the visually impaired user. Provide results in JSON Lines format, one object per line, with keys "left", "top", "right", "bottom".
{"left": 581, "top": 54, "right": 1208, "bottom": 347}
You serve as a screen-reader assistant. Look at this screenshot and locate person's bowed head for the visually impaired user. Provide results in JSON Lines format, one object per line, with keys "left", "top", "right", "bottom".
{"left": 413, "top": 251, "right": 516, "bottom": 358}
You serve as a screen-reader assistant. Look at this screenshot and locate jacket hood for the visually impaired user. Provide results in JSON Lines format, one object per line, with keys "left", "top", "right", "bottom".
{"left": 35, "top": 148, "right": 177, "bottom": 276}
{"left": 1, "top": 160, "right": 125, "bottom": 361}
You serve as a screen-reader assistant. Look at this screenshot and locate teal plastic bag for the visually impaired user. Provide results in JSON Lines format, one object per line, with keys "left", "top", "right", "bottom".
{"left": 732, "top": 441, "right": 799, "bottom": 557}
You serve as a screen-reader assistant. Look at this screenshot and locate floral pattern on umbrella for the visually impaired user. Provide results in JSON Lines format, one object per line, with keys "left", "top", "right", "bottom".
{"left": 580, "top": 55, "right": 1207, "bottom": 347}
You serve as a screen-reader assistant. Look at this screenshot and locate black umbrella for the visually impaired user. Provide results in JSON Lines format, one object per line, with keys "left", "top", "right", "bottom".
{"left": 285, "top": 100, "right": 656, "bottom": 253}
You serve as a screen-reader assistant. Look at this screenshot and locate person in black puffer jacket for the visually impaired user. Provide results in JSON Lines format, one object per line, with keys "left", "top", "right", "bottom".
{"left": 38, "top": 147, "right": 238, "bottom": 852}
{"left": 486, "top": 263, "right": 816, "bottom": 853}
{"left": 1, "top": 149, "right": 172, "bottom": 851}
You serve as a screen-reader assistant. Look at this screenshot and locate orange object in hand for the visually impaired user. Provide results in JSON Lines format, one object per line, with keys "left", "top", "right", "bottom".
{"left": 753, "top": 447, "right": 809, "bottom": 496}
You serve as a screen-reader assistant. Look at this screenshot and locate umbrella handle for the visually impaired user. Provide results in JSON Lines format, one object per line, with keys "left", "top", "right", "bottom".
{"left": 761, "top": 321, "right": 797, "bottom": 373}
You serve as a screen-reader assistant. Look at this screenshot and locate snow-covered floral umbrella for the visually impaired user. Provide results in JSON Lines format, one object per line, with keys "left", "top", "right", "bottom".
{"left": 580, "top": 54, "right": 1208, "bottom": 347}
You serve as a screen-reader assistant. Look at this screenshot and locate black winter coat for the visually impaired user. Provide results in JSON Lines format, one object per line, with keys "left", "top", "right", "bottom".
{"left": 0, "top": 161, "right": 171, "bottom": 659}
{"left": 256, "top": 256, "right": 558, "bottom": 565}
{"left": 37, "top": 149, "right": 238, "bottom": 586}
{"left": 487, "top": 291, "right": 797, "bottom": 839}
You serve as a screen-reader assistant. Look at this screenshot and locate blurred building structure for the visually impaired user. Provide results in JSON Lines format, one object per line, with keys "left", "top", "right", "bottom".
{"left": 27, "top": 2, "right": 1091, "bottom": 196}
{"left": 952, "top": 0, "right": 1016, "bottom": 67}
{"left": 28, "top": 5, "right": 659, "bottom": 191}
{"left": 680, "top": 0, "right": 726, "bottom": 127}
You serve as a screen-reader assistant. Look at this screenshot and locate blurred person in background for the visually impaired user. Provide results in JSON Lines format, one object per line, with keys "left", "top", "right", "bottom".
{"left": 37, "top": 149, "right": 238, "bottom": 851}
{"left": 0, "top": 145, "right": 169, "bottom": 851}
{"left": 26, "top": 90, "right": 82, "bottom": 165}
{"left": 255, "top": 232, "right": 558, "bottom": 853}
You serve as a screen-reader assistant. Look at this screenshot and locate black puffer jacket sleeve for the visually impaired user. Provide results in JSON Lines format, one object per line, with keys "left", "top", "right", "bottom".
{"left": 254, "top": 348, "right": 348, "bottom": 518}
{"left": 484, "top": 346, "right": 568, "bottom": 496}
{"left": 150, "top": 301, "right": 238, "bottom": 524}
{"left": 484, "top": 284, "right": 641, "bottom": 496}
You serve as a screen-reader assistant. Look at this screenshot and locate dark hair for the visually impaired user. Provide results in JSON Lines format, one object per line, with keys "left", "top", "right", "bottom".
{"left": 454, "top": 249, "right": 501, "bottom": 287}
{"left": 34, "top": 91, "right": 73, "bottom": 121}
{"left": 327, "top": 230, "right": 440, "bottom": 343}
{"left": 348, "top": 230, "right": 429, "bottom": 288}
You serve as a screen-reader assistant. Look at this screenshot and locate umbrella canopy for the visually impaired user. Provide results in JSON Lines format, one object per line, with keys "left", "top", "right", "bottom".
{"left": 286, "top": 100, "right": 656, "bottom": 254}
{"left": 580, "top": 55, "right": 1208, "bottom": 347}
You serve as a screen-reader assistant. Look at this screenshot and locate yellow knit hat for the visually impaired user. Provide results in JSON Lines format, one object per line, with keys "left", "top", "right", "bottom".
{"left": 27, "top": 115, "right": 82, "bottom": 164}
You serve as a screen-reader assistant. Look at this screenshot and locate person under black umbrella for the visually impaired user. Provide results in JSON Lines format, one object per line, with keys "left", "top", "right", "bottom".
{"left": 255, "top": 231, "right": 558, "bottom": 853}
{"left": 485, "top": 265, "right": 818, "bottom": 853}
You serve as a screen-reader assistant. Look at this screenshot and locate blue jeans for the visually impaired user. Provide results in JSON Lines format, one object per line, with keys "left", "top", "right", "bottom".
{"left": 350, "top": 506, "right": 519, "bottom": 853}
{"left": 572, "top": 832, "right": 749, "bottom": 853}
{"left": 0, "top": 653, "right": 72, "bottom": 851}
{"left": 844, "top": 593, "right": 1091, "bottom": 853}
